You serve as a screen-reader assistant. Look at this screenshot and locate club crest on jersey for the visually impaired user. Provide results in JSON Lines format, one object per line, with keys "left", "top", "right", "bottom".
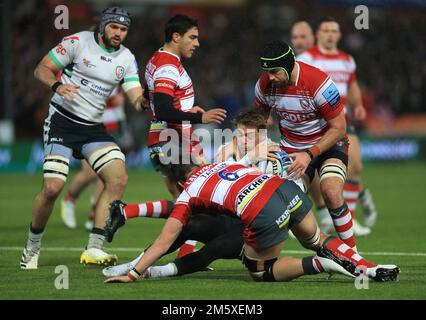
{"left": 299, "top": 98, "right": 314, "bottom": 111}
{"left": 115, "top": 66, "right": 125, "bottom": 80}
{"left": 218, "top": 169, "right": 240, "bottom": 181}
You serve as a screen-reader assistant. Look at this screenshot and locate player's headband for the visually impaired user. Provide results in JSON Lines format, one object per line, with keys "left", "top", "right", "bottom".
{"left": 260, "top": 47, "right": 295, "bottom": 80}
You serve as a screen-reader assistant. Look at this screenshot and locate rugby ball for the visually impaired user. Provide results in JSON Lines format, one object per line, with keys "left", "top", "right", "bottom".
{"left": 257, "top": 150, "right": 292, "bottom": 178}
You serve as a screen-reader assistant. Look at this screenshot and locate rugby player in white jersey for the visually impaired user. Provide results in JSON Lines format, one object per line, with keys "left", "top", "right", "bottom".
{"left": 21, "top": 7, "right": 147, "bottom": 269}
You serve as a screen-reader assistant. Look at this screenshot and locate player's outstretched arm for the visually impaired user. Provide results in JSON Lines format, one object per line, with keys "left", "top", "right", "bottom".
{"left": 105, "top": 217, "right": 183, "bottom": 283}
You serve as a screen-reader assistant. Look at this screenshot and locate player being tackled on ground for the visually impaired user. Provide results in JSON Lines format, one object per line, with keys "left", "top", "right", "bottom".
{"left": 104, "top": 161, "right": 399, "bottom": 283}
{"left": 21, "top": 6, "right": 147, "bottom": 269}
{"left": 102, "top": 109, "right": 282, "bottom": 278}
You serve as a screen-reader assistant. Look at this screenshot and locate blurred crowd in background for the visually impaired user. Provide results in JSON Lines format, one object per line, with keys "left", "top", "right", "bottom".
{"left": 1, "top": 0, "right": 425, "bottom": 149}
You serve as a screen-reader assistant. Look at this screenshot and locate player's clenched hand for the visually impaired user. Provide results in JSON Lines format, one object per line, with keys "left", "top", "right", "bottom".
{"left": 104, "top": 275, "right": 135, "bottom": 284}
{"left": 201, "top": 108, "right": 227, "bottom": 124}
{"left": 56, "top": 84, "right": 80, "bottom": 102}
{"left": 287, "top": 152, "right": 311, "bottom": 180}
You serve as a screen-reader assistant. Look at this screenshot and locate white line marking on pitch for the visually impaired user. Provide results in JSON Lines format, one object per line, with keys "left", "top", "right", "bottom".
{"left": 0, "top": 246, "right": 425, "bottom": 257}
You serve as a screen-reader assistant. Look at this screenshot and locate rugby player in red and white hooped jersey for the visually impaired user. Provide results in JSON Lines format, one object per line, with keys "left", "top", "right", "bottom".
{"left": 254, "top": 40, "right": 358, "bottom": 250}
{"left": 143, "top": 14, "right": 227, "bottom": 257}
{"left": 298, "top": 17, "right": 377, "bottom": 234}
{"left": 290, "top": 21, "right": 335, "bottom": 237}
{"left": 145, "top": 14, "right": 227, "bottom": 198}
{"left": 104, "top": 161, "right": 399, "bottom": 283}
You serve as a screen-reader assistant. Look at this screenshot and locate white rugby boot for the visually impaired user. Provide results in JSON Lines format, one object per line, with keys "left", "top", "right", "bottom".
{"left": 20, "top": 247, "right": 40, "bottom": 270}
{"left": 61, "top": 198, "right": 77, "bottom": 229}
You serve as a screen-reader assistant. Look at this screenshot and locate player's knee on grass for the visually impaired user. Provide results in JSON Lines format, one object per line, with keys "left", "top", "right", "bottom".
{"left": 242, "top": 252, "right": 277, "bottom": 282}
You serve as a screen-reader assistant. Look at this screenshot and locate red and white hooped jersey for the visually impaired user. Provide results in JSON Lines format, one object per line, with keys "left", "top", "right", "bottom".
{"left": 254, "top": 61, "right": 343, "bottom": 152}
{"left": 170, "top": 162, "right": 283, "bottom": 226}
{"left": 298, "top": 46, "right": 356, "bottom": 107}
{"left": 145, "top": 48, "right": 195, "bottom": 147}
{"left": 103, "top": 86, "right": 125, "bottom": 133}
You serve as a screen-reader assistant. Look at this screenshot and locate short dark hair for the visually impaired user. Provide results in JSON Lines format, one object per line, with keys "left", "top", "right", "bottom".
{"left": 165, "top": 14, "right": 198, "bottom": 43}
{"left": 235, "top": 109, "right": 267, "bottom": 130}
{"left": 169, "top": 163, "right": 199, "bottom": 185}
{"left": 316, "top": 16, "right": 339, "bottom": 30}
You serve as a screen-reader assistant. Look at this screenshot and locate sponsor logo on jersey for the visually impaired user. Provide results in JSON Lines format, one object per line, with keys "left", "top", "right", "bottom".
{"left": 276, "top": 194, "right": 302, "bottom": 228}
{"left": 101, "top": 56, "right": 112, "bottom": 63}
{"left": 115, "top": 66, "right": 125, "bottom": 80}
{"left": 156, "top": 82, "right": 174, "bottom": 90}
{"left": 56, "top": 44, "right": 67, "bottom": 56}
{"left": 236, "top": 175, "right": 270, "bottom": 208}
{"left": 50, "top": 137, "right": 64, "bottom": 143}
{"left": 276, "top": 209, "right": 290, "bottom": 228}
{"left": 322, "top": 83, "right": 340, "bottom": 108}
{"left": 275, "top": 110, "right": 317, "bottom": 123}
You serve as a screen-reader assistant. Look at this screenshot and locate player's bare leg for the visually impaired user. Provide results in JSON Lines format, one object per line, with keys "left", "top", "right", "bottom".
{"left": 21, "top": 148, "right": 71, "bottom": 270}
{"left": 84, "top": 178, "right": 104, "bottom": 231}
{"left": 319, "top": 158, "right": 358, "bottom": 249}
{"left": 345, "top": 134, "right": 371, "bottom": 235}
{"left": 309, "top": 173, "right": 333, "bottom": 233}
{"left": 242, "top": 211, "right": 399, "bottom": 282}
{"left": 80, "top": 144, "right": 127, "bottom": 266}
{"left": 61, "top": 160, "right": 97, "bottom": 229}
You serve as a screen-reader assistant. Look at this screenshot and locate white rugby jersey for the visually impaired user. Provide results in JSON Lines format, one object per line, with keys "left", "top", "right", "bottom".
{"left": 49, "top": 31, "right": 140, "bottom": 124}
{"left": 298, "top": 46, "right": 356, "bottom": 107}
{"left": 254, "top": 62, "right": 344, "bottom": 151}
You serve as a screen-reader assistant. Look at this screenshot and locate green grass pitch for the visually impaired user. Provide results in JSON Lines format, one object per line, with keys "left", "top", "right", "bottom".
{"left": 1, "top": 162, "right": 425, "bottom": 300}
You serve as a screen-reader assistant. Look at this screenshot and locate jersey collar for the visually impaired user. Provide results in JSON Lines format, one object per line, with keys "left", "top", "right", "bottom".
{"left": 293, "top": 62, "right": 300, "bottom": 86}
{"left": 93, "top": 32, "right": 118, "bottom": 53}
{"left": 159, "top": 47, "right": 181, "bottom": 61}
